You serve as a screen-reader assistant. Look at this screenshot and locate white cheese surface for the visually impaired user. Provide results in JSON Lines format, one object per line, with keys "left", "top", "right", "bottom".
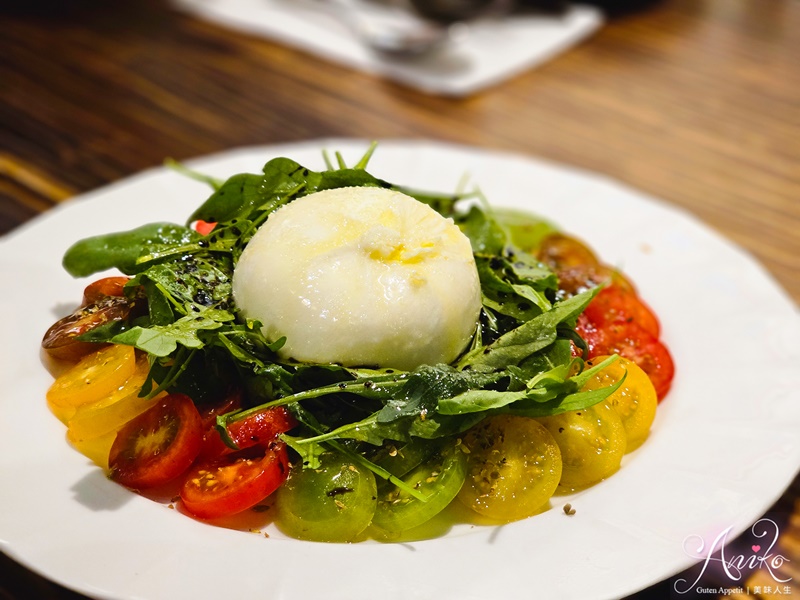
{"left": 232, "top": 186, "right": 481, "bottom": 370}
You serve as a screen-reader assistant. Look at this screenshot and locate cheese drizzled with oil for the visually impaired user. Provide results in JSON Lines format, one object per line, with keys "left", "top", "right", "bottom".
{"left": 232, "top": 186, "right": 481, "bottom": 370}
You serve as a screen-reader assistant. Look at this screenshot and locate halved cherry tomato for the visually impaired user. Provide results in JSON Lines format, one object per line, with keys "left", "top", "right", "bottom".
{"left": 194, "top": 220, "right": 217, "bottom": 236}
{"left": 372, "top": 443, "right": 466, "bottom": 534}
{"left": 556, "top": 264, "right": 636, "bottom": 299}
{"left": 47, "top": 344, "right": 137, "bottom": 422}
{"left": 197, "top": 392, "right": 242, "bottom": 458}
{"left": 577, "top": 318, "right": 674, "bottom": 401}
{"left": 181, "top": 441, "right": 289, "bottom": 520}
{"left": 458, "top": 415, "right": 562, "bottom": 522}
{"left": 67, "top": 354, "right": 164, "bottom": 440}
{"left": 198, "top": 406, "right": 298, "bottom": 461}
{"left": 573, "top": 313, "right": 603, "bottom": 358}
{"left": 109, "top": 393, "right": 203, "bottom": 489}
{"left": 583, "top": 355, "right": 657, "bottom": 451}
{"left": 537, "top": 402, "right": 626, "bottom": 491}
{"left": 536, "top": 233, "right": 599, "bottom": 270}
{"left": 583, "top": 285, "right": 660, "bottom": 338}
{"left": 42, "top": 296, "right": 134, "bottom": 361}
{"left": 604, "top": 322, "right": 674, "bottom": 400}
{"left": 274, "top": 451, "right": 375, "bottom": 542}
{"left": 82, "top": 276, "right": 131, "bottom": 306}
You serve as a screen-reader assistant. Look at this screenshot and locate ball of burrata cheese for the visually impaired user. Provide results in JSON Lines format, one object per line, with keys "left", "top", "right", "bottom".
{"left": 232, "top": 186, "right": 482, "bottom": 371}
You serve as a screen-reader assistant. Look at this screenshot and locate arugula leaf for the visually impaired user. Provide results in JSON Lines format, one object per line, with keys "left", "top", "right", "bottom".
{"left": 282, "top": 434, "right": 327, "bottom": 469}
{"left": 130, "top": 255, "right": 232, "bottom": 315}
{"left": 111, "top": 309, "right": 234, "bottom": 356}
{"left": 376, "top": 365, "right": 502, "bottom": 423}
{"left": 458, "top": 205, "right": 508, "bottom": 255}
{"left": 188, "top": 158, "right": 391, "bottom": 227}
{"left": 458, "top": 287, "right": 600, "bottom": 372}
{"left": 293, "top": 413, "right": 413, "bottom": 447}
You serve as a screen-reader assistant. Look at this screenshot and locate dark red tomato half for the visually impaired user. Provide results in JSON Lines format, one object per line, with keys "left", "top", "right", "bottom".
{"left": 199, "top": 391, "right": 243, "bottom": 430}
{"left": 198, "top": 406, "right": 298, "bottom": 462}
{"left": 583, "top": 285, "right": 661, "bottom": 338}
{"left": 42, "top": 296, "right": 133, "bottom": 362}
{"left": 181, "top": 441, "right": 289, "bottom": 519}
{"left": 109, "top": 393, "right": 204, "bottom": 489}
{"left": 82, "top": 276, "right": 131, "bottom": 306}
{"left": 556, "top": 264, "right": 636, "bottom": 299}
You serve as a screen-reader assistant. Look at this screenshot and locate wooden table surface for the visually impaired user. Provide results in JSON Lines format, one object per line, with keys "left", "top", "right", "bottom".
{"left": 1, "top": 0, "right": 798, "bottom": 598}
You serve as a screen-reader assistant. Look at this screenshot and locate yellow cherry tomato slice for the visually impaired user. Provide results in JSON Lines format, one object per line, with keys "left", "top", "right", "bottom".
{"left": 66, "top": 429, "right": 116, "bottom": 470}
{"left": 47, "top": 344, "right": 137, "bottom": 423}
{"left": 457, "top": 415, "right": 562, "bottom": 523}
{"left": 583, "top": 355, "right": 658, "bottom": 451}
{"left": 537, "top": 402, "right": 626, "bottom": 492}
{"left": 67, "top": 356, "right": 163, "bottom": 442}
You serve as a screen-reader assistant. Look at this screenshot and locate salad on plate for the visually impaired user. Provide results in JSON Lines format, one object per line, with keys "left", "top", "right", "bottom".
{"left": 41, "top": 143, "right": 674, "bottom": 542}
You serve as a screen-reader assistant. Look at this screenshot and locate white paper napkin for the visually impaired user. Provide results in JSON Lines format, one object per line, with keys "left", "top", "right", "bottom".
{"left": 172, "top": 0, "right": 603, "bottom": 96}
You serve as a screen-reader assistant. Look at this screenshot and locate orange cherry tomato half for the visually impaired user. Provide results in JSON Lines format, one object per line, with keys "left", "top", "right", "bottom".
{"left": 82, "top": 276, "right": 131, "bottom": 306}
{"left": 109, "top": 393, "right": 204, "bottom": 489}
{"left": 181, "top": 441, "right": 289, "bottom": 519}
{"left": 583, "top": 285, "right": 661, "bottom": 338}
{"left": 536, "top": 233, "right": 598, "bottom": 270}
{"left": 42, "top": 296, "right": 133, "bottom": 361}
{"left": 198, "top": 406, "right": 298, "bottom": 462}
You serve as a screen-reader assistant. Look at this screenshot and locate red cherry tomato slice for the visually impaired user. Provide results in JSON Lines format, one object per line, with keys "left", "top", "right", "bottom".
{"left": 573, "top": 313, "right": 604, "bottom": 358}
{"left": 42, "top": 296, "right": 133, "bottom": 362}
{"left": 82, "top": 276, "right": 131, "bottom": 306}
{"left": 181, "top": 441, "right": 289, "bottom": 519}
{"left": 194, "top": 220, "right": 217, "bottom": 236}
{"left": 577, "top": 317, "right": 674, "bottom": 401}
{"left": 199, "top": 391, "right": 242, "bottom": 429}
{"left": 608, "top": 323, "right": 674, "bottom": 400}
{"left": 198, "top": 406, "right": 298, "bottom": 461}
{"left": 109, "top": 393, "right": 204, "bottom": 489}
{"left": 583, "top": 285, "right": 661, "bottom": 338}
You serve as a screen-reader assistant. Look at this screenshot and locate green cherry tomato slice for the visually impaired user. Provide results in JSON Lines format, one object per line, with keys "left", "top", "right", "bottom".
{"left": 181, "top": 441, "right": 289, "bottom": 520}
{"left": 372, "top": 442, "right": 467, "bottom": 534}
{"left": 458, "top": 415, "right": 562, "bottom": 522}
{"left": 109, "top": 393, "right": 204, "bottom": 489}
{"left": 274, "top": 452, "right": 377, "bottom": 543}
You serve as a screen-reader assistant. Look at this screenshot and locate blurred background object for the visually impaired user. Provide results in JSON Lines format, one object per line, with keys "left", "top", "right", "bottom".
{"left": 167, "top": 0, "right": 605, "bottom": 95}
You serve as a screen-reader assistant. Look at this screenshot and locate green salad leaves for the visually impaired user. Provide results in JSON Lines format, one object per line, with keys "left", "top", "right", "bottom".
{"left": 61, "top": 145, "right": 619, "bottom": 482}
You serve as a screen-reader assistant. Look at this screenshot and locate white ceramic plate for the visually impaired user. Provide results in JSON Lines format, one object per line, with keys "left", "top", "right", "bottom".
{"left": 1, "top": 140, "right": 798, "bottom": 600}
